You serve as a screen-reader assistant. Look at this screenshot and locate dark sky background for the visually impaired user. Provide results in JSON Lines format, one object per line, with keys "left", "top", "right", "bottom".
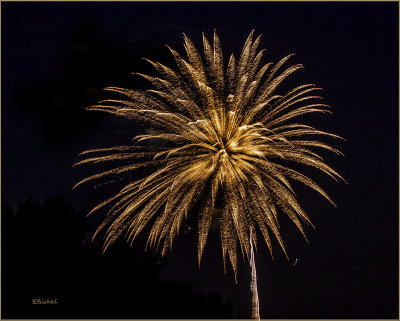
{"left": 2, "top": 1, "right": 398, "bottom": 319}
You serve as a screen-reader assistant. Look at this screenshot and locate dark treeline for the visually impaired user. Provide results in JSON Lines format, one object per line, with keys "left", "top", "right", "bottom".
{"left": 2, "top": 195, "right": 235, "bottom": 319}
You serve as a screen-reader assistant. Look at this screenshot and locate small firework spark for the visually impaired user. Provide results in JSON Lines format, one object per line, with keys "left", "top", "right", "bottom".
{"left": 74, "top": 30, "right": 344, "bottom": 319}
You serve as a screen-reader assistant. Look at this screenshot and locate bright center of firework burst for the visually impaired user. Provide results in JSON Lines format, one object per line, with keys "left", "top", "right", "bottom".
{"left": 216, "top": 139, "right": 233, "bottom": 154}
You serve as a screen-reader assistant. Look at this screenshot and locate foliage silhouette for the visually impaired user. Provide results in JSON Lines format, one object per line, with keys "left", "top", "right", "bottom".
{"left": 2, "top": 196, "right": 234, "bottom": 318}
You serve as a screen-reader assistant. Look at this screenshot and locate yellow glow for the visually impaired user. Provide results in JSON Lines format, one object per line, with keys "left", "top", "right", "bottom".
{"left": 74, "top": 30, "right": 344, "bottom": 278}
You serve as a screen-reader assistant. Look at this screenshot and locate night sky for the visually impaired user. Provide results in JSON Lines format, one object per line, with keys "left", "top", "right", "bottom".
{"left": 2, "top": 1, "right": 398, "bottom": 319}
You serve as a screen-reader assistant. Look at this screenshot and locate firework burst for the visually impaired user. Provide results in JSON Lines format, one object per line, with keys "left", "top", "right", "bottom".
{"left": 74, "top": 30, "right": 344, "bottom": 317}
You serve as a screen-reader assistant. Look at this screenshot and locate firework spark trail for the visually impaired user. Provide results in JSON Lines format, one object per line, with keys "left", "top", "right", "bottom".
{"left": 250, "top": 228, "right": 260, "bottom": 320}
{"left": 74, "top": 29, "right": 344, "bottom": 318}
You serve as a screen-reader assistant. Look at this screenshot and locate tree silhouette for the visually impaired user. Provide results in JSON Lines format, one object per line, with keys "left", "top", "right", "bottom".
{"left": 2, "top": 195, "right": 234, "bottom": 318}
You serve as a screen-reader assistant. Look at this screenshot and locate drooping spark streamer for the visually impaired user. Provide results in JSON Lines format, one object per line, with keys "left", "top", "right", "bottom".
{"left": 74, "top": 30, "right": 345, "bottom": 318}
{"left": 250, "top": 228, "right": 260, "bottom": 320}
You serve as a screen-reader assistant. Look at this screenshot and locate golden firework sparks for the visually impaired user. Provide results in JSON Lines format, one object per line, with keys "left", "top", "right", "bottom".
{"left": 74, "top": 30, "right": 344, "bottom": 317}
